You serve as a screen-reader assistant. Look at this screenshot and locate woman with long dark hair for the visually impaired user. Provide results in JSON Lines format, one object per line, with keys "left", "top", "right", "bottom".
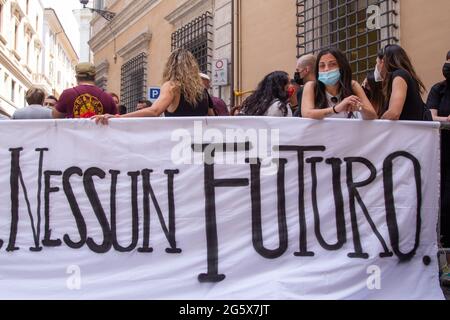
{"left": 362, "top": 70, "right": 385, "bottom": 118}
{"left": 302, "top": 48, "right": 377, "bottom": 120}
{"left": 376, "top": 44, "right": 427, "bottom": 121}
{"left": 240, "top": 71, "right": 292, "bottom": 117}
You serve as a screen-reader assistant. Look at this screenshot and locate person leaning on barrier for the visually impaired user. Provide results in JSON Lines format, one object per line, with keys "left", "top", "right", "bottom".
{"left": 362, "top": 70, "right": 385, "bottom": 119}
{"left": 376, "top": 44, "right": 430, "bottom": 121}
{"left": 240, "top": 71, "right": 293, "bottom": 117}
{"left": 293, "top": 54, "right": 317, "bottom": 117}
{"left": 12, "top": 87, "right": 53, "bottom": 120}
{"left": 53, "top": 62, "right": 118, "bottom": 119}
{"left": 301, "top": 48, "right": 377, "bottom": 120}
{"left": 428, "top": 51, "right": 450, "bottom": 123}
{"left": 230, "top": 106, "right": 242, "bottom": 116}
{"left": 427, "top": 50, "right": 450, "bottom": 252}
{"left": 93, "top": 49, "right": 215, "bottom": 124}
{"left": 43, "top": 95, "right": 58, "bottom": 109}
{"left": 200, "top": 73, "right": 230, "bottom": 116}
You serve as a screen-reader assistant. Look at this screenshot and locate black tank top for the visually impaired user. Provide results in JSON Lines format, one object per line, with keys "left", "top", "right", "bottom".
{"left": 388, "top": 69, "right": 425, "bottom": 121}
{"left": 165, "top": 90, "right": 210, "bottom": 117}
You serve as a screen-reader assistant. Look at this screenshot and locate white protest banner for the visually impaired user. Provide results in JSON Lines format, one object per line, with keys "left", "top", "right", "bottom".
{"left": 0, "top": 118, "right": 445, "bottom": 300}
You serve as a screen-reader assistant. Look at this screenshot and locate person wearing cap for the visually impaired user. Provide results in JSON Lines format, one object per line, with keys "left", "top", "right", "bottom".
{"left": 52, "top": 62, "right": 117, "bottom": 119}
{"left": 199, "top": 73, "right": 229, "bottom": 116}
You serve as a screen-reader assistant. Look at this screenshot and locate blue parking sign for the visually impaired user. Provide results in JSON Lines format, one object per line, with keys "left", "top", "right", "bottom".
{"left": 148, "top": 87, "right": 161, "bottom": 103}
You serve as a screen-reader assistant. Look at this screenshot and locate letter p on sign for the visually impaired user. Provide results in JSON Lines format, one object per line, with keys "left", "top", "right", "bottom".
{"left": 148, "top": 87, "right": 161, "bottom": 103}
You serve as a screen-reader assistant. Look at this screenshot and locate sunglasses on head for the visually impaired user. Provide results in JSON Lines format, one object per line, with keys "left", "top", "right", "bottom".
{"left": 379, "top": 44, "right": 394, "bottom": 57}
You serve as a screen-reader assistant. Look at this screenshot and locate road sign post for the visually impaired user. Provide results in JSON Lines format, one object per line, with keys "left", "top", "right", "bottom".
{"left": 212, "top": 59, "right": 229, "bottom": 86}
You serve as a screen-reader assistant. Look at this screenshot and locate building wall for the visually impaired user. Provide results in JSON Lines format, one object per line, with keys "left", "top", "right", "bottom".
{"left": 89, "top": 0, "right": 449, "bottom": 110}
{"left": 235, "top": 0, "right": 449, "bottom": 103}
{"left": 400, "top": 0, "right": 450, "bottom": 93}
{"left": 90, "top": 0, "right": 233, "bottom": 109}
{"left": 235, "top": 0, "right": 297, "bottom": 105}
{"left": 73, "top": 0, "right": 94, "bottom": 63}
{"left": 90, "top": 0, "right": 174, "bottom": 98}
{"left": 43, "top": 9, "right": 79, "bottom": 98}
{"left": 212, "top": 0, "right": 232, "bottom": 104}
{"left": 0, "top": 0, "right": 45, "bottom": 116}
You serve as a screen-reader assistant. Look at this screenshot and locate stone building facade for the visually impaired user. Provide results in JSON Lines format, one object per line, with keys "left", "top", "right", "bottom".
{"left": 89, "top": 0, "right": 232, "bottom": 112}
{"left": 89, "top": 0, "right": 450, "bottom": 111}
{"left": 0, "top": 0, "right": 45, "bottom": 116}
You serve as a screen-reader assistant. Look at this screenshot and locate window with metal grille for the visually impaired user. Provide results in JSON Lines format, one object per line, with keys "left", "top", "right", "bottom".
{"left": 171, "top": 12, "right": 213, "bottom": 74}
{"left": 120, "top": 53, "right": 147, "bottom": 113}
{"left": 95, "top": 77, "right": 107, "bottom": 91}
{"left": 94, "top": 0, "right": 105, "bottom": 10}
{"left": 296, "top": 0, "right": 399, "bottom": 82}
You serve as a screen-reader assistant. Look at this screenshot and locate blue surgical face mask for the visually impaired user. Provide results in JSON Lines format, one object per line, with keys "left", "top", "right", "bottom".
{"left": 318, "top": 69, "right": 341, "bottom": 86}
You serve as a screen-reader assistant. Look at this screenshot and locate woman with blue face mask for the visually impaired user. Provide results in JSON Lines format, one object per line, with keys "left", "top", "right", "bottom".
{"left": 302, "top": 48, "right": 377, "bottom": 120}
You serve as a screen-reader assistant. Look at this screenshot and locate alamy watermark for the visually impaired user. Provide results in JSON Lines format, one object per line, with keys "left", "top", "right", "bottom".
{"left": 366, "top": 5, "right": 382, "bottom": 30}
{"left": 66, "top": 265, "right": 82, "bottom": 290}
{"left": 171, "top": 121, "right": 281, "bottom": 175}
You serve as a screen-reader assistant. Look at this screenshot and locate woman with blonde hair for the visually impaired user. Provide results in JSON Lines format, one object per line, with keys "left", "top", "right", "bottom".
{"left": 94, "top": 49, "right": 214, "bottom": 124}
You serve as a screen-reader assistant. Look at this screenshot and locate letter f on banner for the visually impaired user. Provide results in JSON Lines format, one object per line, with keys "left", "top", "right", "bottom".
{"left": 192, "top": 142, "right": 251, "bottom": 283}
{"left": 66, "top": 265, "right": 81, "bottom": 290}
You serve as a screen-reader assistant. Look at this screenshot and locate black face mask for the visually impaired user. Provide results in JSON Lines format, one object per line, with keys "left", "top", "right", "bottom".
{"left": 294, "top": 72, "right": 304, "bottom": 86}
{"left": 443, "top": 63, "right": 450, "bottom": 80}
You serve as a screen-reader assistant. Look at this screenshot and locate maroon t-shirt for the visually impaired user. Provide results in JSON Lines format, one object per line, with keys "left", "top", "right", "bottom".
{"left": 56, "top": 85, "right": 118, "bottom": 118}
{"left": 211, "top": 96, "right": 230, "bottom": 116}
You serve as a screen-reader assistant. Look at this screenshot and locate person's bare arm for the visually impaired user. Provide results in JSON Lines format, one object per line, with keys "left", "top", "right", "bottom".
{"left": 302, "top": 82, "right": 361, "bottom": 120}
{"left": 123, "top": 82, "right": 175, "bottom": 118}
{"left": 208, "top": 108, "right": 216, "bottom": 116}
{"left": 53, "top": 91, "right": 70, "bottom": 119}
{"left": 301, "top": 82, "right": 334, "bottom": 119}
{"left": 352, "top": 81, "right": 378, "bottom": 120}
{"left": 430, "top": 109, "right": 448, "bottom": 122}
{"left": 93, "top": 82, "right": 176, "bottom": 125}
{"left": 381, "top": 77, "right": 407, "bottom": 121}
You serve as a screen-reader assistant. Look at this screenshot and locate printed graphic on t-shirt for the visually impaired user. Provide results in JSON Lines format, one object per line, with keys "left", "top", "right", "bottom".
{"left": 73, "top": 94, "right": 104, "bottom": 118}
